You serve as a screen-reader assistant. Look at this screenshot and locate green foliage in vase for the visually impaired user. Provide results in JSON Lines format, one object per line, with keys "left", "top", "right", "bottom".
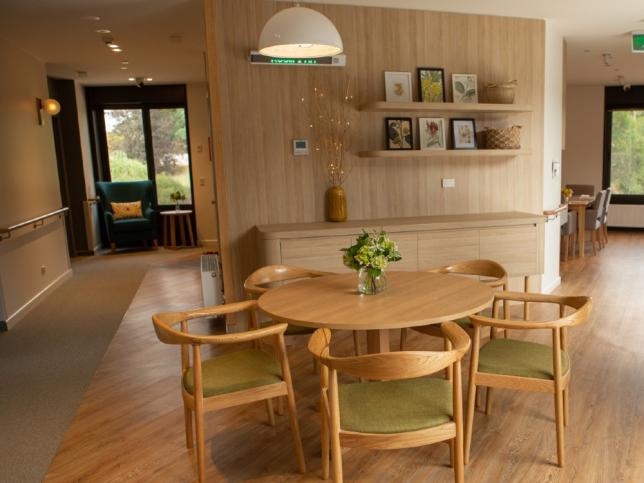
{"left": 341, "top": 230, "right": 402, "bottom": 276}
{"left": 170, "top": 191, "right": 186, "bottom": 202}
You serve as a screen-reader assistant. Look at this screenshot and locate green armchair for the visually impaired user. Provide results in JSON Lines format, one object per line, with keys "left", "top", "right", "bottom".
{"left": 96, "top": 180, "right": 158, "bottom": 252}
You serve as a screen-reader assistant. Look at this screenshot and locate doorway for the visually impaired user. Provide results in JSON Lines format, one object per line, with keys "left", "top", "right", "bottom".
{"left": 86, "top": 85, "right": 196, "bottom": 247}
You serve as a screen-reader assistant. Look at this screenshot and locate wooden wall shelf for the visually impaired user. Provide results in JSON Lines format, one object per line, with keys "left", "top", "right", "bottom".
{"left": 360, "top": 101, "right": 533, "bottom": 113}
{"left": 357, "top": 149, "right": 527, "bottom": 158}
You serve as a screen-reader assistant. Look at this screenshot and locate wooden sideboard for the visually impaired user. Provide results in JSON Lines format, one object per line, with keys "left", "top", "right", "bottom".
{"left": 256, "top": 212, "right": 545, "bottom": 283}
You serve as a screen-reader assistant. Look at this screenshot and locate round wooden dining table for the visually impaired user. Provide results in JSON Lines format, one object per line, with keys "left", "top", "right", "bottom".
{"left": 257, "top": 271, "right": 494, "bottom": 353}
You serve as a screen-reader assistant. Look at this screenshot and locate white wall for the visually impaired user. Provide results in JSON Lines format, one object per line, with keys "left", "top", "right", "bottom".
{"left": 186, "top": 82, "right": 218, "bottom": 246}
{"left": 541, "top": 20, "right": 564, "bottom": 293}
{"left": 0, "top": 38, "right": 71, "bottom": 327}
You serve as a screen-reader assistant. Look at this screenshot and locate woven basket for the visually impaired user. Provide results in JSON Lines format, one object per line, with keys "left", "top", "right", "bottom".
{"left": 486, "top": 126, "right": 522, "bottom": 149}
{"left": 486, "top": 80, "right": 517, "bottom": 104}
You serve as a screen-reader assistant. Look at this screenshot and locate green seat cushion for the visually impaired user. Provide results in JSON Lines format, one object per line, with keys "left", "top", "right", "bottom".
{"left": 478, "top": 338, "right": 569, "bottom": 380}
{"left": 339, "top": 377, "right": 452, "bottom": 434}
{"left": 183, "top": 349, "right": 282, "bottom": 397}
{"left": 261, "top": 320, "right": 315, "bottom": 336}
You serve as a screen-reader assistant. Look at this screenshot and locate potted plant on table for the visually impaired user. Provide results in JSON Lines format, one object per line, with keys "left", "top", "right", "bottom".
{"left": 342, "top": 231, "right": 402, "bottom": 295}
{"left": 170, "top": 191, "right": 185, "bottom": 210}
{"left": 561, "top": 187, "right": 573, "bottom": 204}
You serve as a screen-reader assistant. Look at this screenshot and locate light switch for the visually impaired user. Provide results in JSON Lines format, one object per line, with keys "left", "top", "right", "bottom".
{"left": 293, "top": 139, "right": 309, "bottom": 155}
{"left": 552, "top": 160, "right": 561, "bottom": 178}
{"left": 442, "top": 178, "right": 456, "bottom": 188}
{"left": 196, "top": 144, "right": 203, "bottom": 154}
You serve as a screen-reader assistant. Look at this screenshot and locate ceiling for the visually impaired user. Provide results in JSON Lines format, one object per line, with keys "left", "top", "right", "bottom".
{"left": 1, "top": 0, "right": 643, "bottom": 86}
{"left": 308, "top": 0, "right": 644, "bottom": 86}
{"left": 0, "top": 0, "right": 205, "bottom": 85}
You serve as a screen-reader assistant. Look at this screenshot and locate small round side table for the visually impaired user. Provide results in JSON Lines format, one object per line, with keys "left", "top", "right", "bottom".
{"left": 160, "top": 210, "right": 195, "bottom": 249}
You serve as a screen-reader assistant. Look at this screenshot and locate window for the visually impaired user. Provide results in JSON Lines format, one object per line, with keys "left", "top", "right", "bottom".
{"left": 607, "top": 110, "right": 644, "bottom": 196}
{"left": 104, "top": 109, "right": 149, "bottom": 182}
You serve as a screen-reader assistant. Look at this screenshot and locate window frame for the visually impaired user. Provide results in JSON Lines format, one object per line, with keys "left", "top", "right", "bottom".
{"left": 603, "top": 86, "right": 644, "bottom": 205}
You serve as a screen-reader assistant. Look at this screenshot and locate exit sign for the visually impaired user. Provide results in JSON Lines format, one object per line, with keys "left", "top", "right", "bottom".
{"left": 633, "top": 31, "right": 644, "bottom": 52}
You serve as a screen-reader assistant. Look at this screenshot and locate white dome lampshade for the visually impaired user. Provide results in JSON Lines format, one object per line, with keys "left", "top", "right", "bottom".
{"left": 258, "top": 6, "right": 343, "bottom": 58}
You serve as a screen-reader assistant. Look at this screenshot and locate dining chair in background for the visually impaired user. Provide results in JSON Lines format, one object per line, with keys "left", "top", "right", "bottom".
{"left": 244, "top": 265, "right": 362, "bottom": 365}
{"left": 464, "top": 292, "right": 592, "bottom": 468}
{"left": 601, "top": 187, "right": 612, "bottom": 245}
{"left": 309, "top": 321, "right": 470, "bottom": 483}
{"left": 152, "top": 300, "right": 306, "bottom": 482}
{"left": 560, "top": 209, "right": 577, "bottom": 261}
{"left": 584, "top": 190, "right": 607, "bottom": 255}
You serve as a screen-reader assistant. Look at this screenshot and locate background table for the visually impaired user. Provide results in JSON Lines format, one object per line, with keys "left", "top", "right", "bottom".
{"left": 568, "top": 197, "right": 593, "bottom": 257}
{"left": 160, "top": 210, "right": 195, "bottom": 249}
{"left": 258, "top": 271, "right": 494, "bottom": 353}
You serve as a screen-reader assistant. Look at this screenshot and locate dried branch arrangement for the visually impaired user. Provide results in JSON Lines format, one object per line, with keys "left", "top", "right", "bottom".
{"left": 301, "top": 77, "right": 355, "bottom": 187}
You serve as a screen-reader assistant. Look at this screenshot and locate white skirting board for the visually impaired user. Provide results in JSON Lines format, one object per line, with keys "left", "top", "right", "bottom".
{"left": 1, "top": 268, "right": 73, "bottom": 331}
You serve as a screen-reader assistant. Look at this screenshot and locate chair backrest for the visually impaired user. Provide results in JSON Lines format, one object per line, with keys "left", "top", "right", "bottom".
{"left": 593, "top": 190, "right": 607, "bottom": 222}
{"left": 308, "top": 321, "right": 470, "bottom": 380}
{"left": 566, "top": 184, "right": 594, "bottom": 196}
{"left": 602, "top": 187, "right": 612, "bottom": 221}
{"left": 469, "top": 291, "right": 592, "bottom": 330}
{"left": 96, "top": 180, "right": 155, "bottom": 213}
{"left": 561, "top": 210, "right": 577, "bottom": 236}
{"left": 425, "top": 259, "right": 508, "bottom": 289}
{"left": 244, "top": 265, "right": 331, "bottom": 298}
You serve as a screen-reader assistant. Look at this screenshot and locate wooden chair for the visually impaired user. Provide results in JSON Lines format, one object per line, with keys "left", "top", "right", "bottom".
{"left": 601, "top": 187, "right": 612, "bottom": 245}
{"left": 400, "top": 259, "right": 510, "bottom": 352}
{"left": 464, "top": 292, "right": 592, "bottom": 467}
{"left": 308, "top": 321, "right": 470, "bottom": 483}
{"left": 584, "top": 189, "right": 607, "bottom": 255}
{"left": 245, "top": 265, "right": 362, "bottom": 358}
{"left": 560, "top": 210, "right": 577, "bottom": 261}
{"left": 152, "top": 300, "right": 306, "bottom": 482}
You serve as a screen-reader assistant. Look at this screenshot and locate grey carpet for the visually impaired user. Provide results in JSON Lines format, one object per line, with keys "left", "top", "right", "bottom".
{"left": 0, "top": 248, "right": 199, "bottom": 483}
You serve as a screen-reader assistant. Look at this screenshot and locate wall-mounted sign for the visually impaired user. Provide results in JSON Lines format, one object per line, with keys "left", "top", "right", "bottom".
{"left": 632, "top": 31, "right": 644, "bottom": 52}
{"left": 249, "top": 51, "right": 346, "bottom": 67}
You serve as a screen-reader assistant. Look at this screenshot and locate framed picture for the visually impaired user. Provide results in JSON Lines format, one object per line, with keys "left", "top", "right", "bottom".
{"left": 452, "top": 74, "right": 478, "bottom": 103}
{"left": 384, "top": 71, "right": 413, "bottom": 102}
{"left": 418, "top": 67, "right": 446, "bottom": 102}
{"left": 450, "top": 118, "right": 477, "bottom": 149}
{"left": 419, "top": 118, "right": 446, "bottom": 150}
{"left": 385, "top": 117, "right": 413, "bottom": 150}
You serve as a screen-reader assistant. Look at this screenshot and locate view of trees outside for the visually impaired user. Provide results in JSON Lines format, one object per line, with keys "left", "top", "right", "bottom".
{"left": 104, "top": 108, "right": 192, "bottom": 205}
{"left": 610, "top": 110, "right": 644, "bottom": 195}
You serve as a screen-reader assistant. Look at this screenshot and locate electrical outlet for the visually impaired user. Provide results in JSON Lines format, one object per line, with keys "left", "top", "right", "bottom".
{"left": 196, "top": 144, "right": 203, "bottom": 153}
{"left": 552, "top": 160, "right": 561, "bottom": 178}
{"left": 199, "top": 177, "right": 205, "bottom": 187}
{"left": 442, "top": 178, "right": 456, "bottom": 188}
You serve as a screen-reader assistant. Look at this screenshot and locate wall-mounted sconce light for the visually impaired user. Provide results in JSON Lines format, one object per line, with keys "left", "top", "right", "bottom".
{"left": 36, "top": 98, "right": 61, "bottom": 125}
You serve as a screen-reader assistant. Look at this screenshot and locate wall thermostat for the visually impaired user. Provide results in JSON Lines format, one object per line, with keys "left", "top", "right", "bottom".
{"left": 293, "top": 139, "right": 309, "bottom": 155}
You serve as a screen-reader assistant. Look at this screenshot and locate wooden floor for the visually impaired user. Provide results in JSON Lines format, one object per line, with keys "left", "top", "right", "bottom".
{"left": 44, "top": 232, "right": 644, "bottom": 482}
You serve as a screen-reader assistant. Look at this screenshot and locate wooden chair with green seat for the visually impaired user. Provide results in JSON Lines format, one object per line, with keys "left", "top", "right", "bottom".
{"left": 464, "top": 292, "right": 592, "bottom": 468}
{"left": 308, "top": 321, "right": 470, "bottom": 483}
{"left": 400, "top": 259, "right": 510, "bottom": 352}
{"left": 244, "top": 265, "right": 363, "bottom": 364}
{"left": 152, "top": 300, "right": 306, "bottom": 483}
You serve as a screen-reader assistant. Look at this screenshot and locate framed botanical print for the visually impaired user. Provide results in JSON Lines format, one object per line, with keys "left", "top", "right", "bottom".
{"left": 384, "top": 71, "right": 413, "bottom": 102}
{"left": 385, "top": 117, "right": 413, "bottom": 150}
{"left": 450, "top": 118, "right": 477, "bottom": 149}
{"left": 418, "top": 67, "right": 446, "bottom": 102}
{"left": 419, "top": 118, "right": 446, "bottom": 150}
{"left": 451, "top": 74, "right": 478, "bottom": 103}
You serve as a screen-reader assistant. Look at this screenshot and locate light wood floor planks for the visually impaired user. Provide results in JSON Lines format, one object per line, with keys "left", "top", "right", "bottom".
{"left": 44, "top": 233, "right": 644, "bottom": 482}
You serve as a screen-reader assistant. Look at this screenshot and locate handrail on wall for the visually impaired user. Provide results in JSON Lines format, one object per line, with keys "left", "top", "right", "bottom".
{"left": 0, "top": 207, "right": 69, "bottom": 241}
{"left": 543, "top": 204, "right": 567, "bottom": 222}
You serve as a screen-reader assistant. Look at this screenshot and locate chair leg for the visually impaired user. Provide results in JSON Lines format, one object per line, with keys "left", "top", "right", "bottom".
{"left": 329, "top": 380, "right": 343, "bottom": 482}
{"left": 184, "top": 406, "right": 194, "bottom": 449}
{"left": 352, "top": 330, "right": 362, "bottom": 356}
{"left": 444, "top": 337, "right": 453, "bottom": 381}
{"left": 110, "top": 242, "right": 116, "bottom": 253}
{"left": 276, "top": 396, "right": 285, "bottom": 416}
{"left": 562, "top": 234, "right": 569, "bottom": 261}
{"left": 448, "top": 439, "right": 455, "bottom": 468}
{"left": 590, "top": 230, "right": 597, "bottom": 256}
{"left": 563, "top": 388, "right": 569, "bottom": 427}
{"left": 399, "top": 328, "right": 407, "bottom": 351}
{"left": 194, "top": 400, "right": 206, "bottom": 483}
{"left": 604, "top": 224, "right": 609, "bottom": 245}
{"left": 265, "top": 398, "right": 276, "bottom": 426}
{"left": 153, "top": 238, "right": 159, "bottom": 248}
{"left": 285, "top": 390, "right": 306, "bottom": 473}
{"left": 464, "top": 384, "right": 477, "bottom": 464}
{"left": 485, "top": 388, "right": 493, "bottom": 416}
{"left": 554, "top": 389, "right": 566, "bottom": 467}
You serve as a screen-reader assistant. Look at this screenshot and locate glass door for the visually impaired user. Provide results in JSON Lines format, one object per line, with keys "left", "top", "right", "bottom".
{"left": 149, "top": 108, "right": 192, "bottom": 206}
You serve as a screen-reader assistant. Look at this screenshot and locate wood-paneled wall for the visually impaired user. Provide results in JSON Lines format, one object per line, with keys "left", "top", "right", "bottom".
{"left": 204, "top": 0, "right": 545, "bottom": 301}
